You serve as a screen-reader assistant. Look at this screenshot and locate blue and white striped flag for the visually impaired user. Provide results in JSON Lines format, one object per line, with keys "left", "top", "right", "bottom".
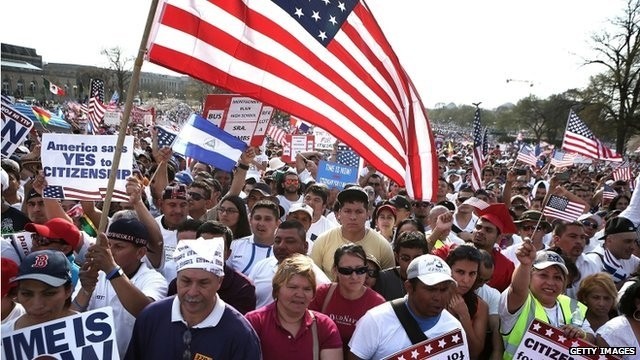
{"left": 172, "top": 114, "right": 248, "bottom": 172}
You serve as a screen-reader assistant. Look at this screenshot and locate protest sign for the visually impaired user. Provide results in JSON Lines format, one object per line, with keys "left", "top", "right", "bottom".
{"left": 514, "top": 319, "right": 621, "bottom": 360}
{"left": 1, "top": 307, "right": 119, "bottom": 360}
{"left": 1, "top": 232, "right": 33, "bottom": 262}
{"left": 313, "top": 127, "right": 336, "bottom": 151}
{"left": 40, "top": 134, "right": 133, "bottom": 202}
{"left": 1, "top": 103, "right": 34, "bottom": 158}
{"left": 382, "top": 329, "right": 468, "bottom": 360}
{"left": 282, "top": 135, "right": 314, "bottom": 163}
{"left": 102, "top": 111, "right": 121, "bottom": 126}
{"left": 202, "top": 94, "right": 274, "bottom": 146}
{"left": 316, "top": 160, "right": 358, "bottom": 190}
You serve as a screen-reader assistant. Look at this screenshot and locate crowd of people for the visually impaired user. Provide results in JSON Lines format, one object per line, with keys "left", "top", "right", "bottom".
{"left": 1, "top": 125, "right": 639, "bottom": 360}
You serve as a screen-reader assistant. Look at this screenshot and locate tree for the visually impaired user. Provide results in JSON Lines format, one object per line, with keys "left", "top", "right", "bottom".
{"left": 584, "top": 0, "right": 640, "bottom": 153}
{"left": 101, "top": 47, "right": 134, "bottom": 102}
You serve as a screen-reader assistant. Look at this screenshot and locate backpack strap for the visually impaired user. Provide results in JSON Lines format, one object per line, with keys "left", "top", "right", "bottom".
{"left": 390, "top": 298, "right": 428, "bottom": 345}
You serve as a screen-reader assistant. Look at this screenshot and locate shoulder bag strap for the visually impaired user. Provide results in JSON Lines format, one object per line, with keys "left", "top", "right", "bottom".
{"left": 321, "top": 283, "right": 337, "bottom": 313}
{"left": 390, "top": 298, "right": 428, "bottom": 345}
{"left": 309, "top": 310, "right": 319, "bottom": 360}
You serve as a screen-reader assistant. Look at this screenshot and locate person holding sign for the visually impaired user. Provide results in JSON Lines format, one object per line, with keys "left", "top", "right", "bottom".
{"left": 0, "top": 250, "right": 75, "bottom": 332}
{"left": 499, "top": 246, "right": 594, "bottom": 360}
{"left": 125, "top": 239, "right": 261, "bottom": 360}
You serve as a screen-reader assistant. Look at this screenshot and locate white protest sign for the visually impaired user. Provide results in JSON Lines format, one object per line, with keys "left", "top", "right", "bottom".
{"left": 313, "top": 127, "right": 336, "bottom": 150}
{"left": 1, "top": 103, "right": 34, "bottom": 158}
{"left": 514, "top": 319, "right": 621, "bottom": 360}
{"left": 382, "top": 329, "right": 468, "bottom": 360}
{"left": 40, "top": 134, "right": 133, "bottom": 202}
{"left": 1, "top": 307, "right": 119, "bottom": 360}
{"left": 1, "top": 232, "right": 33, "bottom": 262}
{"left": 102, "top": 111, "right": 121, "bottom": 126}
{"left": 224, "top": 97, "right": 262, "bottom": 143}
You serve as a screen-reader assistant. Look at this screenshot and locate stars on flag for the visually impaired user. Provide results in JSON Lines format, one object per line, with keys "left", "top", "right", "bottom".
{"left": 155, "top": 125, "right": 178, "bottom": 148}
{"left": 542, "top": 195, "right": 585, "bottom": 223}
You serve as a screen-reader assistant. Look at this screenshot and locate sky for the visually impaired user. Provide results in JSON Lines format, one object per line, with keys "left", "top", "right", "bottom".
{"left": 1, "top": 0, "right": 626, "bottom": 109}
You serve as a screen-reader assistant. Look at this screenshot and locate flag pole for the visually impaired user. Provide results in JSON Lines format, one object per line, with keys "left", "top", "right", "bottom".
{"left": 97, "top": 0, "right": 160, "bottom": 238}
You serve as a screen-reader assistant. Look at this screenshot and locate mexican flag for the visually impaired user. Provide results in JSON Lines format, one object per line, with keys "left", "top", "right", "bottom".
{"left": 44, "top": 78, "right": 65, "bottom": 96}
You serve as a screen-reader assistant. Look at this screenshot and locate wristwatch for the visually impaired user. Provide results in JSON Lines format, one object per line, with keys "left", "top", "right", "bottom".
{"left": 108, "top": 267, "right": 124, "bottom": 281}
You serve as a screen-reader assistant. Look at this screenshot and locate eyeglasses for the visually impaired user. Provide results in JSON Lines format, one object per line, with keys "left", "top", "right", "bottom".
{"left": 366, "top": 269, "right": 379, "bottom": 278}
{"left": 188, "top": 192, "right": 204, "bottom": 201}
{"left": 412, "top": 202, "right": 431, "bottom": 208}
{"left": 182, "top": 328, "right": 192, "bottom": 360}
{"left": 367, "top": 182, "right": 381, "bottom": 186}
{"left": 337, "top": 266, "right": 368, "bottom": 276}
{"left": 520, "top": 225, "right": 543, "bottom": 232}
{"left": 31, "top": 233, "right": 65, "bottom": 246}
{"left": 580, "top": 220, "right": 598, "bottom": 230}
{"left": 217, "top": 207, "right": 239, "bottom": 214}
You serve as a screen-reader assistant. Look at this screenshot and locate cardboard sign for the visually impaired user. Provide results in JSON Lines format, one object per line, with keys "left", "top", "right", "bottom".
{"left": 282, "top": 135, "right": 314, "bottom": 163}
{"left": 1, "top": 103, "right": 34, "bottom": 158}
{"left": 1, "top": 232, "right": 33, "bottom": 262}
{"left": 102, "top": 111, "right": 121, "bottom": 126}
{"left": 514, "top": 319, "right": 621, "bottom": 360}
{"left": 382, "top": 329, "right": 468, "bottom": 360}
{"left": 313, "top": 127, "right": 336, "bottom": 150}
{"left": 1, "top": 308, "right": 119, "bottom": 360}
{"left": 40, "top": 134, "right": 133, "bottom": 202}
{"left": 316, "top": 160, "right": 358, "bottom": 190}
{"left": 202, "top": 94, "right": 274, "bottom": 146}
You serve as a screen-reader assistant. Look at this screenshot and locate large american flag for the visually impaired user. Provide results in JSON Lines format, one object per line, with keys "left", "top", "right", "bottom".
{"left": 470, "top": 107, "right": 484, "bottom": 191}
{"left": 43, "top": 185, "right": 129, "bottom": 202}
{"left": 88, "top": 79, "right": 106, "bottom": 134}
{"left": 562, "top": 110, "right": 621, "bottom": 162}
{"left": 516, "top": 145, "right": 538, "bottom": 167}
{"left": 146, "top": 0, "right": 438, "bottom": 201}
{"left": 542, "top": 195, "right": 585, "bottom": 222}
{"left": 549, "top": 149, "right": 575, "bottom": 168}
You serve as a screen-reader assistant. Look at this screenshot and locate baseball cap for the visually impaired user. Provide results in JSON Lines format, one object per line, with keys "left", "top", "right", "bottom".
{"left": 174, "top": 171, "right": 194, "bottom": 186}
{"left": 603, "top": 217, "right": 637, "bottom": 238}
{"left": 25, "top": 218, "right": 81, "bottom": 249}
{"left": 267, "top": 157, "right": 287, "bottom": 171}
{"left": 250, "top": 182, "right": 272, "bottom": 196}
{"left": 406, "top": 254, "right": 456, "bottom": 286}
{"left": 476, "top": 203, "right": 518, "bottom": 234}
{"left": 107, "top": 218, "right": 149, "bottom": 247}
{"left": 1, "top": 258, "right": 19, "bottom": 297}
{"left": 577, "top": 213, "right": 603, "bottom": 227}
{"left": 26, "top": 189, "right": 42, "bottom": 201}
{"left": 376, "top": 204, "right": 397, "bottom": 217}
{"left": 337, "top": 187, "right": 369, "bottom": 207}
{"left": 163, "top": 184, "right": 188, "bottom": 200}
{"left": 12, "top": 250, "right": 71, "bottom": 287}
{"left": 533, "top": 250, "right": 568, "bottom": 276}
{"left": 288, "top": 203, "right": 314, "bottom": 218}
{"left": 514, "top": 210, "right": 551, "bottom": 231}
{"left": 389, "top": 195, "right": 411, "bottom": 211}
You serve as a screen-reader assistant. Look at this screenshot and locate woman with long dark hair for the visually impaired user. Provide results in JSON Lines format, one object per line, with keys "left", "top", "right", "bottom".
{"left": 216, "top": 194, "right": 251, "bottom": 239}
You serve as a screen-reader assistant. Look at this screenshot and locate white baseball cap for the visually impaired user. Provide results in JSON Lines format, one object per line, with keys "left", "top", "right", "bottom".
{"left": 406, "top": 254, "right": 456, "bottom": 286}
{"left": 288, "top": 203, "right": 314, "bottom": 218}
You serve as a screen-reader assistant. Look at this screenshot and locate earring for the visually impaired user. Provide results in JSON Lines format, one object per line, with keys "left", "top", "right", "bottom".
{"left": 634, "top": 309, "right": 640, "bottom": 322}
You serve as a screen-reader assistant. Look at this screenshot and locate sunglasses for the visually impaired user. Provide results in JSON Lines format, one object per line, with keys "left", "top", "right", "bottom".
{"left": 217, "top": 207, "right": 239, "bottom": 214}
{"left": 284, "top": 179, "right": 299, "bottom": 184}
{"left": 31, "top": 233, "right": 66, "bottom": 246}
{"left": 337, "top": 266, "right": 369, "bottom": 276}
{"left": 520, "top": 225, "right": 543, "bottom": 232}
{"left": 412, "top": 202, "right": 431, "bottom": 208}
{"left": 580, "top": 220, "right": 598, "bottom": 230}
{"left": 188, "top": 192, "right": 205, "bottom": 201}
{"left": 183, "top": 328, "right": 192, "bottom": 360}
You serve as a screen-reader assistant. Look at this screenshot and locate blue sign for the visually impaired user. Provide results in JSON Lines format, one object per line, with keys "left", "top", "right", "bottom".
{"left": 316, "top": 160, "right": 358, "bottom": 190}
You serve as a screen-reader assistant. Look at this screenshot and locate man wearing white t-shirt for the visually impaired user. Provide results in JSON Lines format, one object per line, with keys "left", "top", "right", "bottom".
{"left": 303, "top": 184, "right": 338, "bottom": 242}
{"left": 503, "top": 210, "right": 550, "bottom": 267}
{"left": 349, "top": 254, "right": 469, "bottom": 360}
{"left": 586, "top": 216, "right": 639, "bottom": 287}
{"left": 153, "top": 184, "right": 190, "bottom": 281}
{"left": 275, "top": 170, "right": 303, "bottom": 215}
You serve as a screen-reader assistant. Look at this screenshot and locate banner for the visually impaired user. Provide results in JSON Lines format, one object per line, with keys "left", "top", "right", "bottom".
{"left": 313, "top": 128, "right": 336, "bottom": 151}
{"left": 515, "top": 319, "right": 621, "bottom": 360}
{"left": 1, "top": 103, "right": 34, "bottom": 158}
{"left": 1, "top": 232, "right": 33, "bottom": 262}
{"left": 202, "top": 94, "right": 274, "bottom": 146}
{"left": 316, "top": 160, "right": 358, "bottom": 190}
{"left": 40, "top": 134, "right": 133, "bottom": 201}
{"left": 382, "top": 329, "right": 468, "bottom": 360}
{"left": 1, "top": 308, "right": 119, "bottom": 360}
{"left": 282, "top": 135, "right": 314, "bottom": 163}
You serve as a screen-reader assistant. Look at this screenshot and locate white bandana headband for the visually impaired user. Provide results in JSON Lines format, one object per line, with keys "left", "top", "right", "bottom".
{"left": 173, "top": 238, "right": 225, "bottom": 277}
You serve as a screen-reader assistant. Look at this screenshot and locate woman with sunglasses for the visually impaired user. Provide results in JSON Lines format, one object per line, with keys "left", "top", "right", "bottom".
{"left": 216, "top": 195, "right": 251, "bottom": 239}
{"left": 245, "top": 254, "right": 342, "bottom": 360}
{"left": 309, "top": 244, "right": 385, "bottom": 357}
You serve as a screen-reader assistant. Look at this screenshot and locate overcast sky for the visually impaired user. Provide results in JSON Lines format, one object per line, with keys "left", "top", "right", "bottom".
{"left": 2, "top": 0, "right": 626, "bottom": 109}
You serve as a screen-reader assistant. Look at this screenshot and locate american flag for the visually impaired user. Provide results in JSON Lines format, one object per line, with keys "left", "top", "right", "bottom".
{"left": 471, "top": 107, "right": 484, "bottom": 191}
{"left": 542, "top": 195, "right": 585, "bottom": 222}
{"left": 481, "top": 127, "right": 489, "bottom": 158}
{"left": 602, "top": 184, "right": 617, "bottom": 201}
{"left": 146, "top": 0, "right": 438, "bottom": 201}
{"left": 267, "top": 124, "right": 288, "bottom": 146}
{"left": 336, "top": 144, "right": 360, "bottom": 167}
{"left": 516, "top": 145, "right": 538, "bottom": 167}
{"left": 155, "top": 125, "right": 178, "bottom": 148}
{"left": 612, "top": 161, "right": 632, "bottom": 181}
{"left": 549, "top": 149, "right": 575, "bottom": 168}
{"left": 43, "top": 185, "right": 129, "bottom": 202}
{"left": 88, "top": 79, "right": 106, "bottom": 134}
{"left": 562, "top": 110, "right": 622, "bottom": 162}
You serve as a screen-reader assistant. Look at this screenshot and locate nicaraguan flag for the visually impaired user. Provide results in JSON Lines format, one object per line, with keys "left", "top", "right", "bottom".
{"left": 172, "top": 114, "right": 248, "bottom": 172}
